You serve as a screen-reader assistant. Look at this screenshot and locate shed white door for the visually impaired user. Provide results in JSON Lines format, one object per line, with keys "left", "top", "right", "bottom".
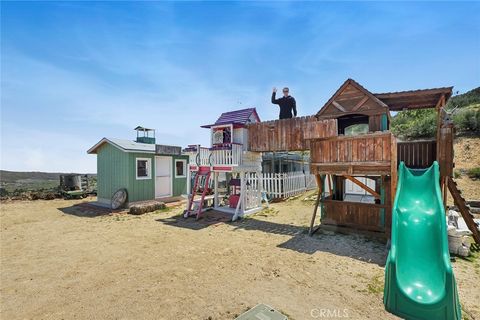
{"left": 345, "top": 177, "right": 376, "bottom": 195}
{"left": 155, "top": 156, "right": 172, "bottom": 198}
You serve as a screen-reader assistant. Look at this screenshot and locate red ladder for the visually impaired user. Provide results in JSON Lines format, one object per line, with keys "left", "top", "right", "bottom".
{"left": 184, "top": 167, "right": 212, "bottom": 220}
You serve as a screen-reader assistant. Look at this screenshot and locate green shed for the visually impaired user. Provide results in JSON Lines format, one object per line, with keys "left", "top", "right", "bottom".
{"left": 87, "top": 130, "right": 188, "bottom": 206}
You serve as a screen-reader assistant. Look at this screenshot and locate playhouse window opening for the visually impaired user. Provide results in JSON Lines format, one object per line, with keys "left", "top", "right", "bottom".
{"left": 337, "top": 114, "right": 369, "bottom": 135}
{"left": 212, "top": 126, "right": 232, "bottom": 144}
{"left": 345, "top": 123, "right": 369, "bottom": 136}
{"left": 175, "top": 160, "right": 186, "bottom": 178}
{"left": 136, "top": 158, "right": 151, "bottom": 179}
{"left": 343, "top": 177, "right": 376, "bottom": 204}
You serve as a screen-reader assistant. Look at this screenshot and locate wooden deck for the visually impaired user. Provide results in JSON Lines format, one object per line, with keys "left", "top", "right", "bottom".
{"left": 310, "top": 132, "right": 396, "bottom": 175}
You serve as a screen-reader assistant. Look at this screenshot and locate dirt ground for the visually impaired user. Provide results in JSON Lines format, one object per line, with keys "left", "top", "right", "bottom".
{"left": 449, "top": 137, "right": 480, "bottom": 204}
{"left": 1, "top": 197, "right": 479, "bottom": 320}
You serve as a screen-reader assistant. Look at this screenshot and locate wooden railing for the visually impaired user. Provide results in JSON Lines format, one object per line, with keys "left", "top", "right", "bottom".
{"left": 397, "top": 140, "right": 436, "bottom": 169}
{"left": 247, "top": 116, "right": 337, "bottom": 152}
{"left": 310, "top": 132, "right": 396, "bottom": 175}
{"left": 184, "top": 144, "right": 243, "bottom": 168}
{"left": 184, "top": 145, "right": 211, "bottom": 167}
{"left": 211, "top": 143, "right": 243, "bottom": 166}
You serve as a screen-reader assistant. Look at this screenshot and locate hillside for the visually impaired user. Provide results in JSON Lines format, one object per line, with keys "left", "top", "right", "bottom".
{"left": 446, "top": 87, "right": 480, "bottom": 109}
{"left": 0, "top": 170, "right": 95, "bottom": 193}
{"left": 0, "top": 170, "right": 65, "bottom": 183}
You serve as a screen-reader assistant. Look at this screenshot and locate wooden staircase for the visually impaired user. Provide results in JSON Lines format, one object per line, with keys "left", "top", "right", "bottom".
{"left": 447, "top": 178, "right": 480, "bottom": 245}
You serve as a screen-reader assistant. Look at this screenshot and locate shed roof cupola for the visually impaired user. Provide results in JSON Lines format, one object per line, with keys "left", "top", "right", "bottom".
{"left": 134, "top": 126, "right": 156, "bottom": 144}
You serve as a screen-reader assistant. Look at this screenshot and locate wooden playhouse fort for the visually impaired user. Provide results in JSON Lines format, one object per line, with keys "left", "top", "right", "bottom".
{"left": 183, "top": 108, "right": 263, "bottom": 221}
{"left": 185, "top": 78, "right": 479, "bottom": 245}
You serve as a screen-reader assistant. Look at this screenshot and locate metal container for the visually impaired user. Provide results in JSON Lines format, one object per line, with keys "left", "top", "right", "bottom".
{"left": 60, "top": 174, "right": 82, "bottom": 191}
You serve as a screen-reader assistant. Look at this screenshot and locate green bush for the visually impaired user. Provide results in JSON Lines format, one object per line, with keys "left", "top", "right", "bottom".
{"left": 453, "top": 170, "right": 461, "bottom": 179}
{"left": 391, "top": 109, "right": 437, "bottom": 140}
{"left": 466, "top": 167, "right": 480, "bottom": 180}
{"left": 453, "top": 108, "right": 480, "bottom": 133}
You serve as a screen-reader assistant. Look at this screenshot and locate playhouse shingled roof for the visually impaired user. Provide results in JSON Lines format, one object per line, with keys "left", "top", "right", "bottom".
{"left": 201, "top": 108, "right": 260, "bottom": 128}
{"left": 87, "top": 138, "right": 156, "bottom": 154}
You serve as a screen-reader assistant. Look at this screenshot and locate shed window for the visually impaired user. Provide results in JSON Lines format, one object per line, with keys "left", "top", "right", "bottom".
{"left": 136, "top": 158, "right": 151, "bottom": 180}
{"left": 175, "top": 160, "right": 186, "bottom": 178}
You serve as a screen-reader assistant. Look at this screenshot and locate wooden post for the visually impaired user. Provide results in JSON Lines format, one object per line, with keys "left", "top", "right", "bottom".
{"left": 232, "top": 172, "right": 245, "bottom": 221}
{"left": 309, "top": 173, "right": 322, "bottom": 235}
{"left": 213, "top": 172, "right": 219, "bottom": 208}
{"left": 443, "top": 176, "right": 448, "bottom": 211}
{"left": 256, "top": 170, "right": 262, "bottom": 209}
{"left": 327, "top": 174, "right": 333, "bottom": 197}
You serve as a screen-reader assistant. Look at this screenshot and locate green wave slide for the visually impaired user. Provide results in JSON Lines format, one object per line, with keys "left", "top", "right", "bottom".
{"left": 384, "top": 161, "right": 462, "bottom": 320}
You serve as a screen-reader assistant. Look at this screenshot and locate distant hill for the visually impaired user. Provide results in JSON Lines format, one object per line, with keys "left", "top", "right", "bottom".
{"left": 447, "top": 87, "right": 480, "bottom": 109}
{"left": 1, "top": 170, "right": 96, "bottom": 182}
{"left": 1, "top": 170, "right": 63, "bottom": 183}
{"left": 0, "top": 170, "right": 96, "bottom": 192}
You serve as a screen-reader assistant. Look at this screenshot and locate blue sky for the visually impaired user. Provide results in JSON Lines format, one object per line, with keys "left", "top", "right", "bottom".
{"left": 1, "top": 1, "right": 479, "bottom": 173}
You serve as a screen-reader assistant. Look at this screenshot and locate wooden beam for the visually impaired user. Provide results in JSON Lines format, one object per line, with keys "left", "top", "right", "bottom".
{"left": 435, "top": 93, "right": 446, "bottom": 111}
{"left": 327, "top": 174, "right": 333, "bottom": 196}
{"left": 352, "top": 95, "right": 369, "bottom": 112}
{"left": 332, "top": 100, "right": 346, "bottom": 112}
{"left": 343, "top": 175, "right": 381, "bottom": 199}
{"left": 448, "top": 178, "right": 480, "bottom": 245}
{"left": 309, "top": 174, "right": 322, "bottom": 235}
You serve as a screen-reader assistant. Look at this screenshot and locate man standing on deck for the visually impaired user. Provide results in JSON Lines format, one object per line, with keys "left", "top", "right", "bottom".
{"left": 271, "top": 87, "right": 297, "bottom": 119}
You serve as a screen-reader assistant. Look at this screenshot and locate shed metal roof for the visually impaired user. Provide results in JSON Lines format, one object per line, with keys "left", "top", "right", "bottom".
{"left": 201, "top": 108, "right": 260, "bottom": 128}
{"left": 87, "top": 138, "right": 156, "bottom": 154}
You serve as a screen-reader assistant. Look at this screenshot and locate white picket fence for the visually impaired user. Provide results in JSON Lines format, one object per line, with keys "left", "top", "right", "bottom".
{"left": 246, "top": 171, "right": 316, "bottom": 199}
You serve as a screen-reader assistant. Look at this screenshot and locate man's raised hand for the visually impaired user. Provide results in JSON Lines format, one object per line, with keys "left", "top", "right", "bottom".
{"left": 272, "top": 87, "right": 277, "bottom": 93}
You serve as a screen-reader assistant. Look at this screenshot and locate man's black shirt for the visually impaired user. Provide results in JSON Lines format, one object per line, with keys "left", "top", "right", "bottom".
{"left": 271, "top": 92, "right": 297, "bottom": 119}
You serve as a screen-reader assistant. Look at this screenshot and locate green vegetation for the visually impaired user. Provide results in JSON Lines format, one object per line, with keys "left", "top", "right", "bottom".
{"left": 453, "top": 105, "right": 480, "bottom": 133}
{"left": 366, "top": 274, "right": 384, "bottom": 295}
{"left": 453, "top": 170, "right": 461, "bottom": 179}
{"left": 391, "top": 87, "right": 480, "bottom": 140}
{"left": 466, "top": 167, "right": 480, "bottom": 180}
{"left": 391, "top": 109, "right": 437, "bottom": 140}
{"left": 446, "top": 87, "right": 480, "bottom": 109}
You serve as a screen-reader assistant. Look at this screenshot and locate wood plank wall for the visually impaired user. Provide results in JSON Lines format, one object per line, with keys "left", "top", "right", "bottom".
{"left": 397, "top": 140, "right": 436, "bottom": 169}
{"left": 368, "top": 114, "right": 383, "bottom": 132}
{"left": 322, "top": 200, "right": 387, "bottom": 232}
{"left": 310, "top": 132, "right": 392, "bottom": 164}
{"left": 247, "top": 116, "right": 337, "bottom": 152}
